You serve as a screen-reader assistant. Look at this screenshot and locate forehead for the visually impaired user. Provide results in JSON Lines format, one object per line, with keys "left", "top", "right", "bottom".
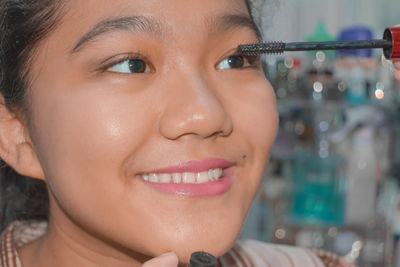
{"left": 28, "top": 0, "right": 258, "bottom": 82}
{"left": 64, "top": 0, "right": 250, "bottom": 23}
{"left": 59, "top": 0, "right": 252, "bottom": 39}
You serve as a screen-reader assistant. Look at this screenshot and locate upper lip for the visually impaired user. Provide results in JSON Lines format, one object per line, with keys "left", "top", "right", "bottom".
{"left": 144, "top": 158, "right": 234, "bottom": 174}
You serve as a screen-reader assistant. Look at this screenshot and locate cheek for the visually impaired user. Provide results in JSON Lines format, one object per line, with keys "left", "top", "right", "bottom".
{"left": 230, "top": 78, "right": 278, "bottom": 154}
{"left": 228, "top": 78, "right": 278, "bottom": 202}
{"left": 28, "top": 81, "right": 169, "bottom": 254}
{"left": 28, "top": 82, "right": 155, "bottom": 204}
{"left": 244, "top": 88, "right": 278, "bottom": 149}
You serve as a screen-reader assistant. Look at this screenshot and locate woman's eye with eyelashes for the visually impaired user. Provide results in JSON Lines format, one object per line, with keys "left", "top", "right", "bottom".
{"left": 104, "top": 53, "right": 259, "bottom": 74}
{"left": 107, "top": 58, "right": 149, "bottom": 74}
{"left": 216, "top": 54, "right": 260, "bottom": 70}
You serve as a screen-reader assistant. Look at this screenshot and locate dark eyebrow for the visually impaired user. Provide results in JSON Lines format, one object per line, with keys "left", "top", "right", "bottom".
{"left": 71, "top": 16, "right": 163, "bottom": 53}
{"left": 209, "top": 13, "right": 261, "bottom": 40}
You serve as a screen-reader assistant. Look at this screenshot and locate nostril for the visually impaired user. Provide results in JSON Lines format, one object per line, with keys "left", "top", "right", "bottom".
{"left": 158, "top": 104, "right": 233, "bottom": 141}
{"left": 204, "top": 129, "right": 230, "bottom": 139}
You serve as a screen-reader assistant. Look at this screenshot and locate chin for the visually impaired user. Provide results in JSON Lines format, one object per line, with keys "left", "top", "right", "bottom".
{"left": 169, "top": 235, "right": 238, "bottom": 264}
{"left": 145, "top": 216, "right": 244, "bottom": 264}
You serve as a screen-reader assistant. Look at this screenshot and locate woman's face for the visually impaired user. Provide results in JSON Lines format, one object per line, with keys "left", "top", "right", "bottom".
{"left": 27, "top": 0, "right": 278, "bottom": 263}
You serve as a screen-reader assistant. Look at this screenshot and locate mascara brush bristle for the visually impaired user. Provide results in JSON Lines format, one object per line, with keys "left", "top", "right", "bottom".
{"left": 238, "top": 42, "right": 285, "bottom": 56}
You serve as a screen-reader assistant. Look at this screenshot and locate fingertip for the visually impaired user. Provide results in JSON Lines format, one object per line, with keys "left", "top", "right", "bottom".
{"left": 161, "top": 251, "right": 179, "bottom": 261}
{"left": 142, "top": 252, "right": 179, "bottom": 267}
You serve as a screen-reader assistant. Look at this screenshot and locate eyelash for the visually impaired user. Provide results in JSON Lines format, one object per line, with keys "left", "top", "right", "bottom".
{"left": 100, "top": 51, "right": 261, "bottom": 74}
{"left": 100, "top": 53, "right": 152, "bottom": 73}
{"left": 216, "top": 53, "right": 261, "bottom": 70}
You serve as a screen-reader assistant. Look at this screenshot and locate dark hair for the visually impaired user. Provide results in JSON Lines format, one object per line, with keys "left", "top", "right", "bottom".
{"left": 0, "top": 0, "right": 261, "bottom": 230}
{"left": 0, "top": 0, "right": 64, "bottom": 230}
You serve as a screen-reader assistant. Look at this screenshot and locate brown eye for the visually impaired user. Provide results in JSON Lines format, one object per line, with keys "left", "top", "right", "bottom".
{"left": 226, "top": 55, "right": 245, "bottom": 68}
{"left": 108, "top": 58, "right": 149, "bottom": 74}
{"left": 128, "top": 59, "right": 147, "bottom": 73}
{"left": 216, "top": 55, "right": 258, "bottom": 70}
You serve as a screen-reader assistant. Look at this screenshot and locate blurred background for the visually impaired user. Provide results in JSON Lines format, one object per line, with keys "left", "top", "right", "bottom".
{"left": 240, "top": 0, "right": 400, "bottom": 266}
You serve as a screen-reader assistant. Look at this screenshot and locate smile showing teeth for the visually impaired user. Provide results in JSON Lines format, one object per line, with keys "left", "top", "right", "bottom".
{"left": 138, "top": 168, "right": 223, "bottom": 184}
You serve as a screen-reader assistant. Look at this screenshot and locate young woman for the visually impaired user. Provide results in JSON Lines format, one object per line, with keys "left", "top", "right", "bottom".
{"left": 0, "top": 0, "right": 398, "bottom": 266}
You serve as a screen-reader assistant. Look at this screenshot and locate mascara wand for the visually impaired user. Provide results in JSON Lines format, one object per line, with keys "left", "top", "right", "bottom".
{"left": 239, "top": 27, "right": 400, "bottom": 60}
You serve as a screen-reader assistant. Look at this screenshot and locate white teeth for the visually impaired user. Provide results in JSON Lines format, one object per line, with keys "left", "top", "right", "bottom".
{"left": 159, "top": 173, "right": 171, "bottom": 183}
{"left": 140, "top": 168, "right": 224, "bottom": 184}
{"left": 208, "top": 169, "right": 214, "bottom": 181}
{"left": 215, "top": 168, "right": 223, "bottom": 180}
{"left": 172, "top": 173, "right": 182, "bottom": 183}
{"left": 182, "top": 172, "right": 196, "bottom": 183}
{"left": 212, "top": 169, "right": 219, "bottom": 181}
{"left": 208, "top": 169, "right": 221, "bottom": 181}
{"left": 149, "top": 173, "right": 158, "bottom": 183}
{"left": 197, "top": 171, "right": 209, "bottom": 183}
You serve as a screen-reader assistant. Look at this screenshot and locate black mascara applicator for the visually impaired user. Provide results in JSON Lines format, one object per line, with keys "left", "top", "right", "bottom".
{"left": 238, "top": 27, "right": 400, "bottom": 60}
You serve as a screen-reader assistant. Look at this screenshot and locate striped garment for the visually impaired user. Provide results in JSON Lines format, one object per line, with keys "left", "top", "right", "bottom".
{"left": 0, "top": 221, "right": 354, "bottom": 267}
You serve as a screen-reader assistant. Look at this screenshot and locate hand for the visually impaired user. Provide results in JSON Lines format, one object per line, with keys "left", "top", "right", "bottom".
{"left": 142, "top": 252, "right": 179, "bottom": 267}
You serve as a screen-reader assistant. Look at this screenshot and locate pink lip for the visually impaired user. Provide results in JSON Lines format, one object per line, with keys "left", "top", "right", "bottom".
{"left": 141, "top": 158, "right": 235, "bottom": 198}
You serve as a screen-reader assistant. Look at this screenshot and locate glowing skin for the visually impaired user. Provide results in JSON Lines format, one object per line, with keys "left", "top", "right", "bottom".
{"left": 3, "top": 0, "right": 278, "bottom": 266}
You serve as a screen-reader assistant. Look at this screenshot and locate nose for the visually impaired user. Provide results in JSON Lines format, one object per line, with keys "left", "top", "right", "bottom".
{"left": 158, "top": 71, "right": 233, "bottom": 141}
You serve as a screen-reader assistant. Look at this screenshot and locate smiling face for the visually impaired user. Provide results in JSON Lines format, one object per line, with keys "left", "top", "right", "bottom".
{"left": 21, "top": 0, "right": 278, "bottom": 264}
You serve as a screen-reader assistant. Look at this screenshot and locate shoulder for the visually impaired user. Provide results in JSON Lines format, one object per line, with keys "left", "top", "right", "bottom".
{"left": 0, "top": 221, "right": 47, "bottom": 267}
{"left": 219, "top": 239, "right": 325, "bottom": 267}
{"left": 2, "top": 221, "right": 47, "bottom": 248}
{"left": 220, "top": 239, "right": 351, "bottom": 267}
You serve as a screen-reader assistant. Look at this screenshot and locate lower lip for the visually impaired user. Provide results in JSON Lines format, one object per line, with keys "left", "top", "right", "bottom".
{"left": 142, "top": 168, "right": 234, "bottom": 197}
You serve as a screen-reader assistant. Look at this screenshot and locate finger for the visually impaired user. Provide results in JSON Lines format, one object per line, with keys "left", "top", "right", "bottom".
{"left": 142, "top": 252, "right": 179, "bottom": 267}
